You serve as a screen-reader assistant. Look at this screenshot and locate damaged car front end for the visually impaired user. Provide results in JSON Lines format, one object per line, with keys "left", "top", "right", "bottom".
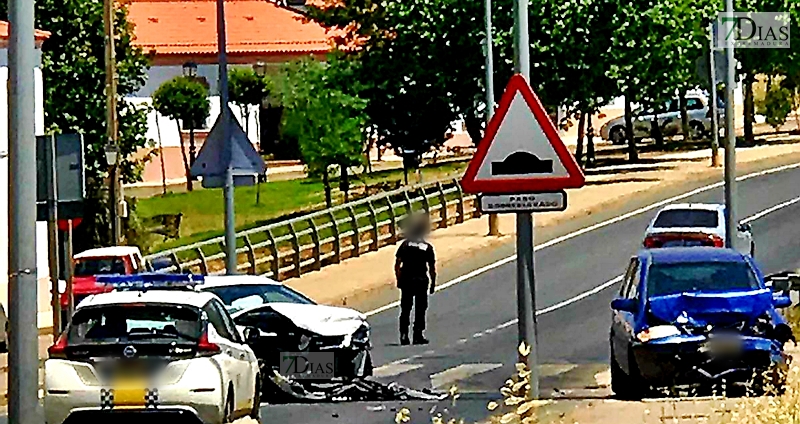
{"left": 630, "top": 289, "right": 793, "bottom": 394}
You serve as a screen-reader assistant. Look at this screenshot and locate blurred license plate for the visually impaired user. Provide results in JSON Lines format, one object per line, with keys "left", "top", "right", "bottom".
{"left": 112, "top": 378, "right": 147, "bottom": 406}
{"left": 702, "top": 337, "right": 743, "bottom": 354}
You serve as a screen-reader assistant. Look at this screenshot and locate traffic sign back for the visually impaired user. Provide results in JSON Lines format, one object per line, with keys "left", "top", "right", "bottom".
{"left": 461, "top": 74, "right": 584, "bottom": 194}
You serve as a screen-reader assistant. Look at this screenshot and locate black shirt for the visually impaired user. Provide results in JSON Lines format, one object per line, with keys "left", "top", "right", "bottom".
{"left": 396, "top": 239, "right": 435, "bottom": 290}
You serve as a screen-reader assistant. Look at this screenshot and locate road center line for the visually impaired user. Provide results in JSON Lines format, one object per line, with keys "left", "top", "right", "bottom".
{"left": 366, "top": 161, "right": 800, "bottom": 317}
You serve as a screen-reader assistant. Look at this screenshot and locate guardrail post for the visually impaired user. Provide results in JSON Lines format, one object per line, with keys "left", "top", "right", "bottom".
{"left": 387, "top": 197, "right": 398, "bottom": 244}
{"left": 243, "top": 236, "right": 257, "bottom": 275}
{"left": 194, "top": 248, "right": 208, "bottom": 275}
{"left": 328, "top": 211, "right": 341, "bottom": 263}
{"left": 367, "top": 200, "right": 379, "bottom": 251}
{"left": 170, "top": 252, "right": 183, "bottom": 274}
{"left": 404, "top": 191, "right": 413, "bottom": 217}
{"left": 266, "top": 229, "right": 280, "bottom": 280}
{"left": 347, "top": 206, "right": 360, "bottom": 257}
{"left": 437, "top": 182, "right": 448, "bottom": 228}
{"left": 455, "top": 180, "right": 465, "bottom": 224}
{"left": 288, "top": 223, "right": 302, "bottom": 277}
{"left": 420, "top": 186, "right": 431, "bottom": 217}
{"left": 308, "top": 218, "right": 322, "bottom": 271}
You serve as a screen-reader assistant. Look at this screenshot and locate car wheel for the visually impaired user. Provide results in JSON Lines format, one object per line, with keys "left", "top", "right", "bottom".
{"left": 610, "top": 344, "right": 631, "bottom": 398}
{"left": 609, "top": 126, "right": 627, "bottom": 145}
{"left": 250, "top": 374, "right": 262, "bottom": 421}
{"left": 689, "top": 121, "right": 705, "bottom": 140}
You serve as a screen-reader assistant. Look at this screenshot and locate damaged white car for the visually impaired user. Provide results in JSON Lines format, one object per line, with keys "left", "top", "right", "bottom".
{"left": 197, "top": 276, "right": 373, "bottom": 381}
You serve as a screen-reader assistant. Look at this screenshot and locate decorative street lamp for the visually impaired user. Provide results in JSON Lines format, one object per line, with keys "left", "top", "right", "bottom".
{"left": 182, "top": 61, "right": 198, "bottom": 77}
{"left": 104, "top": 142, "right": 119, "bottom": 166}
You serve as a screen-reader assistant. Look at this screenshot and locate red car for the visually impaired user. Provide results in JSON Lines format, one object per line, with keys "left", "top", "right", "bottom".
{"left": 62, "top": 246, "right": 145, "bottom": 313}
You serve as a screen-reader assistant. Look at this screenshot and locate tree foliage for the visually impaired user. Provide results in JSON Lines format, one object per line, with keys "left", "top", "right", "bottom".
{"left": 0, "top": 0, "right": 152, "bottom": 248}
{"left": 152, "top": 76, "right": 210, "bottom": 191}
{"left": 276, "top": 58, "right": 367, "bottom": 206}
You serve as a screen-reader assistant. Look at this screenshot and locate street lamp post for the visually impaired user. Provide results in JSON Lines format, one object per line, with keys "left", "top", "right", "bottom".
{"left": 105, "top": 144, "right": 120, "bottom": 242}
{"left": 183, "top": 61, "right": 200, "bottom": 172}
{"left": 252, "top": 61, "right": 267, "bottom": 203}
{"left": 104, "top": 0, "right": 120, "bottom": 245}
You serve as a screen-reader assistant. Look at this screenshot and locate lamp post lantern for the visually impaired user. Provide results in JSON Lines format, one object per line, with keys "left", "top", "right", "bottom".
{"left": 182, "top": 61, "right": 198, "bottom": 78}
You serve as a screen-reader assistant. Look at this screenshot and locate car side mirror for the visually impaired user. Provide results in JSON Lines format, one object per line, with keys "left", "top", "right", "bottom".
{"left": 737, "top": 222, "right": 752, "bottom": 233}
{"left": 773, "top": 295, "right": 793, "bottom": 309}
{"left": 767, "top": 278, "right": 791, "bottom": 293}
{"left": 611, "top": 298, "right": 638, "bottom": 313}
{"left": 243, "top": 326, "right": 260, "bottom": 345}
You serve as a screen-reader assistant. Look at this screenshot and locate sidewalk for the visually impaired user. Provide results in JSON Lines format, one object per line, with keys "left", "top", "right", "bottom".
{"left": 284, "top": 141, "right": 800, "bottom": 311}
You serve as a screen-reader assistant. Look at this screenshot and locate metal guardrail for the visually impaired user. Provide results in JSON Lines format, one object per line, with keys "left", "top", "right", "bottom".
{"left": 143, "top": 178, "right": 480, "bottom": 281}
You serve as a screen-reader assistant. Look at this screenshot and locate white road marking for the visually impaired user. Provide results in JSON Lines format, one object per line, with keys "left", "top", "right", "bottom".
{"left": 372, "top": 363, "right": 424, "bottom": 379}
{"left": 429, "top": 363, "right": 503, "bottom": 390}
{"left": 741, "top": 195, "right": 800, "bottom": 224}
{"left": 365, "top": 162, "right": 800, "bottom": 317}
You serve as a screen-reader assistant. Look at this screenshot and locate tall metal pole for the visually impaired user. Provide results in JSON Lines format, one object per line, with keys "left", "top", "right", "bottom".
{"left": 513, "top": 0, "right": 538, "bottom": 400}
{"left": 104, "top": 0, "right": 120, "bottom": 245}
{"left": 723, "top": 0, "right": 737, "bottom": 248}
{"left": 217, "top": 0, "right": 237, "bottom": 274}
{"left": 485, "top": 0, "right": 500, "bottom": 237}
{"left": 8, "top": 0, "right": 42, "bottom": 421}
{"left": 709, "top": 23, "right": 720, "bottom": 168}
{"left": 45, "top": 135, "right": 61, "bottom": 332}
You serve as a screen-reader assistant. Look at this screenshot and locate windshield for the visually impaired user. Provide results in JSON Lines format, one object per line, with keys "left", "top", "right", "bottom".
{"left": 203, "top": 284, "right": 315, "bottom": 313}
{"left": 68, "top": 305, "right": 201, "bottom": 343}
{"left": 74, "top": 257, "right": 127, "bottom": 277}
{"left": 653, "top": 209, "right": 718, "bottom": 228}
{"left": 646, "top": 261, "right": 760, "bottom": 297}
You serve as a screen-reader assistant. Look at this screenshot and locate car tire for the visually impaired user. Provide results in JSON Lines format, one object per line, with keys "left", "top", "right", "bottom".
{"left": 609, "top": 126, "right": 627, "bottom": 145}
{"left": 689, "top": 121, "right": 705, "bottom": 140}
{"left": 610, "top": 344, "right": 645, "bottom": 400}
{"left": 250, "top": 374, "right": 262, "bottom": 422}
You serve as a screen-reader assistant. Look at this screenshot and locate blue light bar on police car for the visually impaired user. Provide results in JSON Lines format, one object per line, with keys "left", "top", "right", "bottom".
{"left": 95, "top": 273, "right": 204, "bottom": 289}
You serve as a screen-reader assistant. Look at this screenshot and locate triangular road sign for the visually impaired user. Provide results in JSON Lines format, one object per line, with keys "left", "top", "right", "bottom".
{"left": 461, "top": 74, "right": 584, "bottom": 194}
{"left": 190, "top": 105, "right": 267, "bottom": 188}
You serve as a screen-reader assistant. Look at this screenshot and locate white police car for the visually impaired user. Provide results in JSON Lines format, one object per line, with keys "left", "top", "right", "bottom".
{"left": 43, "top": 274, "right": 262, "bottom": 424}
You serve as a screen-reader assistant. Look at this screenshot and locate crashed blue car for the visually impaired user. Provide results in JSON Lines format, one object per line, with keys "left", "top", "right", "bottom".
{"left": 610, "top": 247, "right": 795, "bottom": 398}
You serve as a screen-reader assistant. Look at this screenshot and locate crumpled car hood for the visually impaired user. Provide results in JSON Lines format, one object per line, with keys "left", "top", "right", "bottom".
{"left": 648, "top": 288, "right": 773, "bottom": 327}
{"left": 232, "top": 303, "right": 367, "bottom": 337}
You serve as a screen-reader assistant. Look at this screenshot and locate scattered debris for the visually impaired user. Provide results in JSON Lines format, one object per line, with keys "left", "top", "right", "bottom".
{"left": 268, "top": 371, "right": 448, "bottom": 403}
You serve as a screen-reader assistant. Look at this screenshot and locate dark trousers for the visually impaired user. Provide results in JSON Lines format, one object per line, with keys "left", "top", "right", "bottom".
{"left": 399, "top": 288, "right": 428, "bottom": 337}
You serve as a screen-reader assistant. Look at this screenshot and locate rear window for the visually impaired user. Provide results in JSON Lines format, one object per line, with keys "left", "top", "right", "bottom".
{"left": 653, "top": 209, "right": 718, "bottom": 228}
{"left": 74, "top": 257, "right": 127, "bottom": 276}
{"left": 646, "top": 261, "right": 759, "bottom": 297}
{"left": 68, "top": 304, "right": 201, "bottom": 344}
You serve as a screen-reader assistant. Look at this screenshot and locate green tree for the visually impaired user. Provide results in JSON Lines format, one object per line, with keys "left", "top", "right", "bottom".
{"left": 277, "top": 58, "right": 366, "bottom": 207}
{"left": 152, "top": 76, "right": 210, "bottom": 191}
{"left": 229, "top": 67, "right": 272, "bottom": 151}
{"left": 0, "top": 0, "right": 152, "bottom": 249}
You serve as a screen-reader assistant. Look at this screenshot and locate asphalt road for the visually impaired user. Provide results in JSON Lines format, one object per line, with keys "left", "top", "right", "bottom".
{"left": 7, "top": 161, "right": 800, "bottom": 424}
{"left": 262, "top": 161, "right": 800, "bottom": 424}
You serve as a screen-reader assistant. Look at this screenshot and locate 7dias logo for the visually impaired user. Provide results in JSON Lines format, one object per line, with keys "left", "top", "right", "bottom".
{"left": 716, "top": 12, "right": 790, "bottom": 49}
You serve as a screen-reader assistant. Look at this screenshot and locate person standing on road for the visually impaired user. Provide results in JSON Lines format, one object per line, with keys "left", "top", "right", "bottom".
{"left": 395, "top": 214, "right": 436, "bottom": 345}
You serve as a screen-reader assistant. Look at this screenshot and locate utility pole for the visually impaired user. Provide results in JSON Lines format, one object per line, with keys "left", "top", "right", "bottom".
{"left": 217, "top": 0, "right": 237, "bottom": 274}
{"left": 708, "top": 23, "right": 720, "bottom": 168}
{"left": 513, "top": 0, "right": 538, "bottom": 399}
{"left": 723, "top": 0, "right": 737, "bottom": 248}
{"left": 104, "top": 0, "right": 121, "bottom": 244}
{"left": 8, "top": 0, "right": 42, "bottom": 421}
{"left": 485, "top": 0, "right": 500, "bottom": 237}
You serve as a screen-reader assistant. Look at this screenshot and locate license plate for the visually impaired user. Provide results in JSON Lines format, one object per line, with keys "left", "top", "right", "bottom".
{"left": 702, "top": 337, "right": 742, "bottom": 354}
{"left": 112, "top": 378, "right": 147, "bottom": 406}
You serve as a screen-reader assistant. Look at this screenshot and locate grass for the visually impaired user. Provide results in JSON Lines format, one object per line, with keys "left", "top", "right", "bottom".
{"left": 135, "top": 160, "right": 468, "bottom": 252}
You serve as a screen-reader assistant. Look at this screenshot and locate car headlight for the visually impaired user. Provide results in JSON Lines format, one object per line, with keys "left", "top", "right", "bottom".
{"left": 636, "top": 325, "right": 681, "bottom": 343}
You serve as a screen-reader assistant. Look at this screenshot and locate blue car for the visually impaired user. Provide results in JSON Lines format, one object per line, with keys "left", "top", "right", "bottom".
{"left": 610, "top": 247, "right": 794, "bottom": 398}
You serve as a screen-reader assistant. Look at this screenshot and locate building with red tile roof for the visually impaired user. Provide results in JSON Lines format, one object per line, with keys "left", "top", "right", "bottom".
{"left": 128, "top": 0, "right": 335, "bottom": 65}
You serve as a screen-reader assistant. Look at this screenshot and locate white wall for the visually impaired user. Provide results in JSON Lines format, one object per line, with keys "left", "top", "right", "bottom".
{"left": 127, "top": 96, "right": 261, "bottom": 148}
{"left": 0, "top": 63, "right": 52, "bottom": 329}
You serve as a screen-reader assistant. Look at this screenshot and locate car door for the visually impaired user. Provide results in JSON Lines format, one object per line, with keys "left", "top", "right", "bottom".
{"left": 612, "top": 258, "right": 640, "bottom": 373}
{"left": 204, "top": 302, "right": 251, "bottom": 411}
{"left": 210, "top": 300, "right": 256, "bottom": 412}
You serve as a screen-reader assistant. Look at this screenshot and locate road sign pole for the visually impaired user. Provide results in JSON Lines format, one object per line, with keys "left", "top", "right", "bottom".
{"left": 723, "top": 1, "right": 737, "bottom": 248}
{"left": 513, "top": 0, "right": 538, "bottom": 400}
{"left": 8, "top": 0, "right": 42, "bottom": 421}
{"left": 45, "top": 135, "right": 62, "bottom": 332}
{"left": 709, "top": 23, "right": 720, "bottom": 168}
{"left": 485, "top": 0, "right": 500, "bottom": 237}
{"left": 217, "top": 0, "right": 237, "bottom": 274}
